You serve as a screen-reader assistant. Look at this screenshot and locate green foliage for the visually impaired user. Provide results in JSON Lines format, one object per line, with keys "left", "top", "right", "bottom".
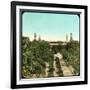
{"left": 22, "top": 37, "right": 54, "bottom": 78}
{"left": 22, "top": 36, "right": 80, "bottom": 78}
{"left": 21, "top": 37, "right": 31, "bottom": 78}
{"left": 61, "top": 41, "right": 80, "bottom": 75}
{"left": 51, "top": 45, "right": 59, "bottom": 54}
{"left": 51, "top": 41, "right": 80, "bottom": 76}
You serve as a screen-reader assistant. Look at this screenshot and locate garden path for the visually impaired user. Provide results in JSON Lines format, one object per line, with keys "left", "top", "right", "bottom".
{"left": 54, "top": 53, "right": 74, "bottom": 76}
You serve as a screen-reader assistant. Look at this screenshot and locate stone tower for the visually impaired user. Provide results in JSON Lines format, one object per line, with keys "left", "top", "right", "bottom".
{"left": 38, "top": 35, "right": 41, "bottom": 41}
{"left": 34, "top": 33, "right": 37, "bottom": 41}
{"left": 70, "top": 33, "right": 73, "bottom": 41}
{"left": 66, "top": 34, "right": 68, "bottom": 42}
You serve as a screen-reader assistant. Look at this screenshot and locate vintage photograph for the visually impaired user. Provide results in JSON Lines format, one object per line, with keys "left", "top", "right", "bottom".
{"left": 11, "top": 1, "right": 87, "bottom": 88}
{"left": 21, "top": 12, "right": 80, "bottom": 79}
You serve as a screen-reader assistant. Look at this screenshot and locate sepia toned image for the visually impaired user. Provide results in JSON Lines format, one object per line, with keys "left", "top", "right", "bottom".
{"left": 21, "top": 12, "right": 80, "bottom": 79}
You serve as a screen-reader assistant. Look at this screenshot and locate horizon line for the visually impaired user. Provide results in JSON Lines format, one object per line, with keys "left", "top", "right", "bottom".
{"left": 22, "top": 35, "right": 79, "bottom": 42}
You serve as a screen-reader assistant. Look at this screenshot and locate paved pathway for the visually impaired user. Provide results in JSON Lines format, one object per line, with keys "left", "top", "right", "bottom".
{"left": 45, "top": 53, "right": 74, "bottom": 77}
{"left": 45, "top": 61, "right": 59, "bottom": 77}
{"left": 45, "top": 62, "right": 49, "bottom": 77}
{"left": 54, "top": 53, "right": 74, "bottom": 76}
{"left": 53, "top": 60, "right": 58, "bottom": 77}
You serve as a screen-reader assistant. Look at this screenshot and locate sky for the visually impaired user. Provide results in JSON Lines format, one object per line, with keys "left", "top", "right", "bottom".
{"left": 22, "top": 12, "right": 79, "bottom": 41}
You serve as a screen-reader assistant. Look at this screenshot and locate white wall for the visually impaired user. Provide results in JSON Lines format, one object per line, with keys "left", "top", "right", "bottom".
{"left": 0, "top": 0, "right": 89, "bottom": 90}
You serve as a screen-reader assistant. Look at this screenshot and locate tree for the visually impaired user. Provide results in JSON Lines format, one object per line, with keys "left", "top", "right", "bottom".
{"left": 22, "top": 37, "right": 31, "bottom": 78}
{"left": 62, "top": 41, "right": 80, "bottom": 75}
{"left": 22, "top": 38, "right": 54, "bottom": 78}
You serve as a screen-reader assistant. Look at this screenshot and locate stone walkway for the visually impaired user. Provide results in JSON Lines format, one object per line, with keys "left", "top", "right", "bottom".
{"left": 45, "top": 62, "right": 49, "bottom": 77}
{"left": 53, "top": 60, "right": 58, "bottom": 77}
{"left": 54, "top": 53, "right": 74, "bottom": 76}
{"left": 44, "top": 53, "right": 74, "bottom": 77}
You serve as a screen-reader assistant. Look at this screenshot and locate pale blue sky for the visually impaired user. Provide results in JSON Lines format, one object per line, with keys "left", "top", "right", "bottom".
{"left": 22, "top": 12, "right": 79, "bottom": 41}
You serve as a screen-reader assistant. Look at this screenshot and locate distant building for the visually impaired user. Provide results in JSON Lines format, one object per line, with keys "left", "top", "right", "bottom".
{"left": 49, "top": 33, "right": 73, "bottom": 46}
{"left": 49, "top": 41, "right": 67, "bottom": 46}
{"left": 32, "top": 33, "right": 73, "bottom": 46}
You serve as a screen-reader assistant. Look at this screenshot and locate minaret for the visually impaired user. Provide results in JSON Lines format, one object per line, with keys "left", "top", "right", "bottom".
{"left": 66, "top": 34, "right": 68, "bottom": 42}
{"left": 34, "top": 33, "right": 37, "bottom": 41}
{"left": 70, "top": 33, "right": 73, "bottom": 41}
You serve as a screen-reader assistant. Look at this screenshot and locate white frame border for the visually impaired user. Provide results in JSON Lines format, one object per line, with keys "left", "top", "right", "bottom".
{"left": 16, "top": 5, "right": 85, "bottom": 85}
